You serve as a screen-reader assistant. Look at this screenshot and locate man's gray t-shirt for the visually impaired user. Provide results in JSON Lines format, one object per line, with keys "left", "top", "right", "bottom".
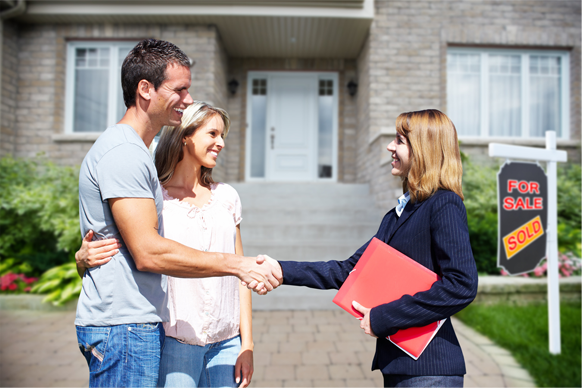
{"left": 75, "top": 123, "right": 168, "bottom": 326}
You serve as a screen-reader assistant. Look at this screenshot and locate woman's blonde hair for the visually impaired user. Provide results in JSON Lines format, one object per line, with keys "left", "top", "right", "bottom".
{"left": 395, "top": 109, "right": 464, "bottom": 203}
{"left": 155, "top": 101, "right": 230, "bottom": 187}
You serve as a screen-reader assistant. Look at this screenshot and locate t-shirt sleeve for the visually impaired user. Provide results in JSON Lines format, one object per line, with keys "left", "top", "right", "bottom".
{"left": 96, "top": 143, "right": 156, "bottom": 201}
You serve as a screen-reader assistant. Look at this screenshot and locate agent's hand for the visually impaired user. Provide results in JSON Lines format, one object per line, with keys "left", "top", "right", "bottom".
{"left": 352, "top": 301, "right": 378, "bottom": 338}
{"left": 75, "top": 230, "right": 121, "bottom": 276}
{"left": 240, "top": 255, "right": 282, "bottom": 295}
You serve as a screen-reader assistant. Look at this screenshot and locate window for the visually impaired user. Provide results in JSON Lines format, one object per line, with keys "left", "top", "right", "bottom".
{"left": 65, "top": 41, "right": 137, "bottom": 133}
{"left": 447, "top": 48, "right": 570, "bottom": 139}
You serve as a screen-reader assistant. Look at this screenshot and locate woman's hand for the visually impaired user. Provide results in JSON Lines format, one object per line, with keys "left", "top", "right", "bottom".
{"left": 352, "top": 301, "right": 378, "bottom": 338}
{"left": 234, "top": 346, "right": 254, "bottom": 388}
{"left": 75, "top": 230, "right": 120, "bottom": 277}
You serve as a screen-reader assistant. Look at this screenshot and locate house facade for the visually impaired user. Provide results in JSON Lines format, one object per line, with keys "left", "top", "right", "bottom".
{"left": 1, "top": 0, "right": 579, "bottom": 209}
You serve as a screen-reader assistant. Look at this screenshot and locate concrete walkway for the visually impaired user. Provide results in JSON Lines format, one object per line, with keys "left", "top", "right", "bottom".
{"left": 0, "top": 309, "right": 535, "bottom": 387}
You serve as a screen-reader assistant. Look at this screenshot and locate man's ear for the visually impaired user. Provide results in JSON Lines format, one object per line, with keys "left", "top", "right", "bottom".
{"left": 137, "top": 79, "right": 152, "bottom": 101}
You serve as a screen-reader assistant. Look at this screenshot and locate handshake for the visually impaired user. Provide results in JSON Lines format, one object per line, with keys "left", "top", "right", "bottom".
{"left": 239, "top": 254, "right": 283, "bottom": 295}
{"left": 75, "top": 230, "right": 283, "bottom": 295}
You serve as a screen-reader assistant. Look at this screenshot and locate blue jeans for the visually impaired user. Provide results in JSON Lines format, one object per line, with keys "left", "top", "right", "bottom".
{"left": 383, "top": 374, "right": 464, "bottom": 387}
{"left": 76, "top": 322, "right": 165, "bottom": 387}
{"left": 158, "top": 335, "right": 241, "bottom": 387}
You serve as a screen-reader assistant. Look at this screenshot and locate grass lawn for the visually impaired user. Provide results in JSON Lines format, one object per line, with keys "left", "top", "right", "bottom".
{"left": 455, "top": 301, "right": 581, "bottom": 387}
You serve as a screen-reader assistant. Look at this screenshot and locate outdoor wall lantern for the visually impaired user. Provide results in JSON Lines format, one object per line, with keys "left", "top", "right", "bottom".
{"left": 347, "top": 80, "right": 358, "bottom": 96}
{"left": 228, "top": 79, "right": 239, "bottom": 95}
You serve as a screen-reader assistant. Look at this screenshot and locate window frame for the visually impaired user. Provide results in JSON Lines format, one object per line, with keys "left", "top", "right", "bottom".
{"left": 447, "top": 47, "right": 570, "bottom": 140}
{"left": 64, "top": 40, "right": 137, "bottom": 134}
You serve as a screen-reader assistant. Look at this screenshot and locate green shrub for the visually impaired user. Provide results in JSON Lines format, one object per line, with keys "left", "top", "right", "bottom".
{"left": 30, "top": 262, "right": 81, "bottom": 305}
{"left": 0, "top": 156, "right": 81, "bottom": 303}
{"left": 558, "top": 163, "right": 582, "bottom": 228}
{"left": 462, "top": 161, "right": 500, "bottom": 274}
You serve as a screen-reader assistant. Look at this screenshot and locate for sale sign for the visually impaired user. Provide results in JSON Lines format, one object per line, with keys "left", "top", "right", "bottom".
{"left": 497, "top": 162, "right": 548, "bottom": 275}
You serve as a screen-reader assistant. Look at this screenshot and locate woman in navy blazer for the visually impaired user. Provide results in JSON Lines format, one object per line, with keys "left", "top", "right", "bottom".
{"left": 279, "top": 109, "right": 478, "bottom": 387}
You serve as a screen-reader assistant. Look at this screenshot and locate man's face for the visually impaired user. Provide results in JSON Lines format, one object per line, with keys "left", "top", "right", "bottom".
{"left": 149, "top": 63, "right": 193, "bottom": 128}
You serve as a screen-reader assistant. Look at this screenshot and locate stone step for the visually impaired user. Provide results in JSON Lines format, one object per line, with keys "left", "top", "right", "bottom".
{"left": 230, "top": 182, "right": 372, "bottom": 197}
{"left": 240, "top": 223, "right": 379, "bottom": 241}
{"left": 239, "top": 195, "right": 378, "bottom": 209}
{"left": 243, "top": 240, "right": 365, "bottom": 262}
{"left": 241, "top": 208, "right": 384, "bottom": 224}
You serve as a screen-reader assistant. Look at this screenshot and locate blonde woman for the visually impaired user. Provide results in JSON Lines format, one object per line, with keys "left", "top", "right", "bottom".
{"left": 77, "top": 102, "right": 253, "bottom": 388}
{"left": 276, "top": 109, "right": 478, "bottom": 387}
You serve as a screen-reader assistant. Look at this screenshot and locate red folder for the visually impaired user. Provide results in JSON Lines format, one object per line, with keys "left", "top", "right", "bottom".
{"left": 333, "top": 237, "right": 445, "bottom": 360}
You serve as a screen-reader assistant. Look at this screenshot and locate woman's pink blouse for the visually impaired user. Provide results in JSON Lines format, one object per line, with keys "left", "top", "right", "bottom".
{"left": 161, "top": 183, "right": 242, "bottom": 346}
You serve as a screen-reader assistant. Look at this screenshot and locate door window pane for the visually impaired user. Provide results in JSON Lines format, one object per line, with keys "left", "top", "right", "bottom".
{"left": 250, "top": 79, "right": 267, "bottom": 178}
{"left": 318, "top": 80, "right": 333, "bottom": 178}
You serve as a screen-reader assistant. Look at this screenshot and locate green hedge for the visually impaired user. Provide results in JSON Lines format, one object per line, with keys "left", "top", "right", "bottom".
{"left": 0, "top": 156, "right": 80, "bottom": 276}
{"left": 0, "top": 156, "right": 82, "bottom": 304}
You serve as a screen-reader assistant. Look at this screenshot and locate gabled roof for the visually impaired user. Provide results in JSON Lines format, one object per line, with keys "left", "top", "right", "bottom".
{"left": 15, "top": 0, "right": 374, "bottom": 58}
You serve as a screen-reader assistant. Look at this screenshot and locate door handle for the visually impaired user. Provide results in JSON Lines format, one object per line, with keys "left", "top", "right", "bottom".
{"left": 270, "top": 134, "right": 275, "bottom": 149}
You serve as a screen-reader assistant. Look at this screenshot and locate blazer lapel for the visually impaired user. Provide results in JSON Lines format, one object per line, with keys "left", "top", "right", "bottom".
{"left": 386, "top": 199, "right": 426, "bottom": 244}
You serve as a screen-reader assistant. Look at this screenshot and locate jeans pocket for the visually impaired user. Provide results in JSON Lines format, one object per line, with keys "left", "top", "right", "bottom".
{"left": 136, "top": 322, "right": 159, "bottom": 331}
{"left": 76, "top": 326, "right": 111, "bottom": 374}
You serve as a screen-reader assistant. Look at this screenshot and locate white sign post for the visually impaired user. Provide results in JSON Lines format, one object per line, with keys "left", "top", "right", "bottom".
{"left": 489, "top": 131, "right": 567, "bottom": 355}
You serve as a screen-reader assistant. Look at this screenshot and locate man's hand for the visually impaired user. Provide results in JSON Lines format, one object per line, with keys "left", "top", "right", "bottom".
{"left": 75, "top": 230, "right": 121, "bottom": 277}
{"left": 352, "top": 301, "right": 378, "bottom": 338}
{"left": 239, "top": 255, "right": 282, "bottom": 295}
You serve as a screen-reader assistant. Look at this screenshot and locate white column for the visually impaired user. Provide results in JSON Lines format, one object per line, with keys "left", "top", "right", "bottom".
{"left": 546, "top": 131, "right": 561, "bottom": 354}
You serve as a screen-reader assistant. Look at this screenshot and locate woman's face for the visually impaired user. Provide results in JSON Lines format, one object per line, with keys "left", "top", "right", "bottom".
{"left": 183, "top": 114, "right": 225, "bottom": 169}
{"left": 387, "top": 133, "right": 411, "bottom": 177}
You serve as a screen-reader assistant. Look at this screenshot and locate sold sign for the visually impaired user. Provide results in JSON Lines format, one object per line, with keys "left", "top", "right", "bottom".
{"left": 503, "top": 216, "right": 544, "bottom": 259}
{"left": 497, "top": 162, "right": 548, "bottom": 275}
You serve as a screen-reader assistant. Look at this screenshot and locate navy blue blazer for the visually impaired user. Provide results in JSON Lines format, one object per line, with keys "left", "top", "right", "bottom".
{"left": 280, "top": 190, "right": 478, "bottom": 376}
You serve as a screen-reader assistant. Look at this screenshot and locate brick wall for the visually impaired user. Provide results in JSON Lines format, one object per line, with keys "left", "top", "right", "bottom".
{"left": 357, "top": 0, "right": 581, "bottom": 210}
{"left": 0, "top": 21, "right": 19, "bottom": 158}
{"left": 6, "top": 23, "right": 226, "bottom": 166}
{"left": 225, "top": 58, "right": 358, "bottom": 183}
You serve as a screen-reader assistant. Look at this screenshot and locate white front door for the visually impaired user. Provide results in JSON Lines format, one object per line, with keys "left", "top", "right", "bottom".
{"left": 246, "top": 72, "right": 338, "bottom": 182}
{"left": 267, "top": 75, "right": 317, "bottom": 181}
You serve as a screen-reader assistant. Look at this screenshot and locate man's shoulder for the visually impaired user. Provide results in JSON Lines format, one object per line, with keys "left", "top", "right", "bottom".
{"left": 84, "top": 124, "right": 150, "bottom": 166}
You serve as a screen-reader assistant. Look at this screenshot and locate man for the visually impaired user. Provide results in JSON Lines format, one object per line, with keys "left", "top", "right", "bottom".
{"left": 75, "top": 39, "right": 281, "bottom": 387}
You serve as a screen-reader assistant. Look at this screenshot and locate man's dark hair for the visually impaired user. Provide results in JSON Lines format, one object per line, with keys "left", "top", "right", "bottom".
{"left": 121, "top": 39, "right": 191, "bottom": 108}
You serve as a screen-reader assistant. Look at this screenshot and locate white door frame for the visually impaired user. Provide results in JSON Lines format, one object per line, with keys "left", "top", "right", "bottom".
{"left": 245, "top": 71, "right": 339, "bottom": 182}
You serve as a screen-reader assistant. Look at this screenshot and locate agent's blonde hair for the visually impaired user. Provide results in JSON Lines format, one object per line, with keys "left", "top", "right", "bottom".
{"left": 155, "top": 101, "right": 230, "bottom": 187}
{"left": 395, "top": 109, "right": 464, "bottom": 203}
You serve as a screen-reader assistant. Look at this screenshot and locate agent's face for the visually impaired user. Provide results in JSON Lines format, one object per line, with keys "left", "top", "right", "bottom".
{"left": 386, "top": 133, "right": 411, "bottom": 177}
{"left": 183, "top": 115, "right": 225, "bottom": 169}
{"left": 149, "top": 63, "right": 194, "bottom": 128}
